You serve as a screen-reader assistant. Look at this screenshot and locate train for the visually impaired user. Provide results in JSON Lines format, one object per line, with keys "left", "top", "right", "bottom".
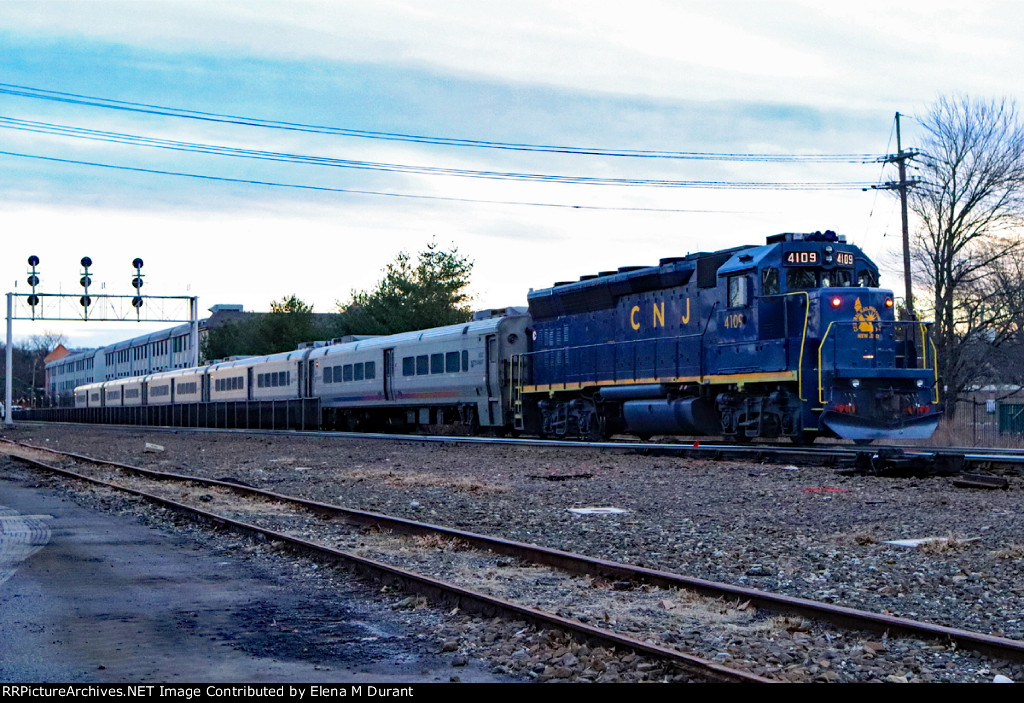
{"left": 73, "top": 231, "right": 940, "bottom": 443}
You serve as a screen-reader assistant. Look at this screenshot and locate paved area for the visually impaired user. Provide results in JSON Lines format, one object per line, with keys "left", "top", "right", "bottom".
{"left": 0, "top": 464, "right": 507, "bottom": 683}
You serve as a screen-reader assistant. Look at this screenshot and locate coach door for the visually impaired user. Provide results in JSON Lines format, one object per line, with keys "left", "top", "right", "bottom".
{"left": 383, "top": 349, "right": 395, "bottom": 400}
{"left": 486, "top": 335, "right": 499, "bottom": 424}
{"left": 304, "top": 361, "right": 315, "bottom": 398}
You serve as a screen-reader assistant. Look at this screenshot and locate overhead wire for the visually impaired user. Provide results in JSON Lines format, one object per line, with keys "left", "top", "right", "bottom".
{"left": 0, "top": 115, "right": 878, "bottom": 191}
{"left": 0, "top": 82, "right": 880, "bottom": 163}
{"left": 0, "top": 149, "right": 759, "bottom": 212}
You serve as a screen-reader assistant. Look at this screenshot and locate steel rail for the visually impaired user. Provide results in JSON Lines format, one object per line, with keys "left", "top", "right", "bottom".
{"left": 15, "top": 419, "right": 1024, "bottom": 472}
{"left": 6, "top": 438, "right": 1024, "bottom": 666}
{"left": 1, "top": 442, "right": 768, "bottom": 683}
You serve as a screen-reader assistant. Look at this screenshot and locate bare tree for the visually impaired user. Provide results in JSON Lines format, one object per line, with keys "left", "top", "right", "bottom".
{"left": 908, "top": 96, "right": 1024, "bottom": 405}
{"left": 26, "top": 330, "right": 68, "bottom": 406}
{"left": 947, "top": 239, "right": 1024, "bottom": 392}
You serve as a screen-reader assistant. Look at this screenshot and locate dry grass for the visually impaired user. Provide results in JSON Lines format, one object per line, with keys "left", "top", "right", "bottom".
{"left": 901, "top": 418, "right": 1024, "bottom": 449}
{"left": 991, "top": 544, "right": 1024, "bottom": 560}
{"left": 344, "top": 467, "right": 507, "bottom": 493}
{"left": 410, "top": 533, "right": 470, "bottom": 552}
{"left": 831, "top": 531, "right": 880, "bottom": 546}
{"left": 917, "top": 534, "right": 978, "bottom": 554}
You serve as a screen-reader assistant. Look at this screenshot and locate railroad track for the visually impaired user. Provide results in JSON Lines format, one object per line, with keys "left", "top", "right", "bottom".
{"left": 12, "top": 420, "right": 1024, "bottom": 474}
{"left": 3, "top": 438, "right": 1023, "bottom": 683}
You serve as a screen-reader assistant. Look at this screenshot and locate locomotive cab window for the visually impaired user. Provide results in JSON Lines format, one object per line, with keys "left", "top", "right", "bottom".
{"left": 821, "top": 270, "right": 852, "bottom": 288}
{"left": 727, "top": 275, "right": 749, "bottom": 307}
{"left": 761, "top": 267, "right": 780, "bottom": 296}
{"left": 786, "top": 268, "right": 818, "bottom": 290}
{"left": 857, "top": 271, "right": 878, "bottom": 287}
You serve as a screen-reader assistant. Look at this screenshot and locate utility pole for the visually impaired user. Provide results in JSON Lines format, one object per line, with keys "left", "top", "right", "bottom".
{"left": 875, "top": 112, "right": 919, "bottom": 319}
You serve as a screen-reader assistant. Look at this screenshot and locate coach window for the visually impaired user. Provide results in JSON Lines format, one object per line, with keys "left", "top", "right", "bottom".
{"left": 403, "top": 357, "right": 415, "bottom": 376}
{"left": 343, "top": 364, "right": 353, "bottom": 382}
{"left": 364, "top": 361, "right": 375, "bottom": 379}
{"left": 416, "top": 355, "right": 429, "bottom": 375}
{"left": 446, "top": 351, "right": 460, "bottom": 373}
{"left": 430, "top": 353, "right": 444, "bottom": 374}
{"left": 728, "top": 275, "right": 749, "bottom": 307}
{"left": 462, "top": 350, "right": 469, "bottom": 371}
{"left": 354, "top": 363, "right": 364, "bottom": 381}
{"left": 324, "top": 367, "right": 333, "bottom": 383}
{"left": 761, "top": 268, "right": 779, "bottom": 296}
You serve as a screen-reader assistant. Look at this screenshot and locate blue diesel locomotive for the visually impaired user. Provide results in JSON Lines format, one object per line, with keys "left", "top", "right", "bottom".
{"left": 72, "top": 231, "right": 939, "bottom": 443}
{"left": 517, "top": 230, "right": 939, "bottom": 442}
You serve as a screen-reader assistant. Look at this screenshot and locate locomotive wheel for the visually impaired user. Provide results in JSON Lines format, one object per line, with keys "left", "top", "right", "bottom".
{"left": 790, "top": 431, "right": 817, "bottom": 445}
{"left": 581, "top": 414, "right": 604, "bottom": 442}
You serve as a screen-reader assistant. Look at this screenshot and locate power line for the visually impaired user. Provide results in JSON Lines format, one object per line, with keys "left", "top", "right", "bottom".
{"left": 0, "top": 82, "right": 879, "bottom": 163}
{"left": 0, "top": 148, "right": 764, "bottom": 212}
{"left": 0, "top": 115, "right": 877, "bottom": 190}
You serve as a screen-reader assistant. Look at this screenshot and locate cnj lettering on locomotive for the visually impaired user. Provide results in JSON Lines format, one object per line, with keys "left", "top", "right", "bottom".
{"left": 629, "top": 298, "right": 692, "bottom": 331}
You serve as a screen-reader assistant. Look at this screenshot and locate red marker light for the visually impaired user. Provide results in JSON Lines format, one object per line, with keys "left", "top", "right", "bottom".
{"left": 831, "top": 297, "right": 842, "bottom": 307}
{"left": 885, "top": 298, "right": 894, "bottom": 307}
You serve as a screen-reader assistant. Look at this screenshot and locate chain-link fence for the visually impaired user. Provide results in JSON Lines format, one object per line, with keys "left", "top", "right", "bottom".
{"left": 921, "top": 394, "right": 1024, "bottom": 448}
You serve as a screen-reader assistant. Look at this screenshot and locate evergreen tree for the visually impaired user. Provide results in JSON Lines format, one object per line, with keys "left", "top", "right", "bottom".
{"left": 339, "top": 241, "right": 474, "bottom": 334}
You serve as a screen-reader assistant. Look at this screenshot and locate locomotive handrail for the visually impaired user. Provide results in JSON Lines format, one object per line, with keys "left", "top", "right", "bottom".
{"left": 817, "top": 321, "right": 836, "bottom": 405}
{"left": 696, "top": 301, "right": 718, "bottom": 382}
{"left": 928, "top": 333, "right": 940, "bottom": 403}
{"left": 818, "top": 320, "right": 939, "bottom": 406}
{"left": 520, "top": 329, "right": 711, "bottom": 389}
{"left": 920, "top": 323, "right": 940, "bottom": 403}
{"left": 783, "top": 292, "right": 810, "bottom": 401}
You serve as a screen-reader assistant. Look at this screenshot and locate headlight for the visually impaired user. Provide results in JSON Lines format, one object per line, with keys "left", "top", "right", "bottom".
{"left": 851, "top": 379, "right": 861, "bottom": 388}
{"left": 916, "top": 379, "right": 924, "bottom": 388}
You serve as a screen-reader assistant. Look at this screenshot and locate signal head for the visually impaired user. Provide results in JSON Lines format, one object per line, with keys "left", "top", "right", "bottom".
{"left": 132, "top": 258, "right": 144, "bottom": 269}
{"left": 81, "top": 256, "right": 92, "bottom": 268}
{"left": 27, "top": 255, "right": 39, "bottom": 267}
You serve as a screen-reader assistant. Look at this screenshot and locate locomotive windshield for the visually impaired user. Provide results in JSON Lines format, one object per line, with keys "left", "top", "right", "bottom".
{"left": 782, "top": 266, "right": 876, "bottom": 290}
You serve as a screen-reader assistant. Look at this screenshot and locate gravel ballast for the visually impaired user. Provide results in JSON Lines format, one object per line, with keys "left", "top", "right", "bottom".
{"left": 5, "top": 424, "right": 1024, "bottom": 682}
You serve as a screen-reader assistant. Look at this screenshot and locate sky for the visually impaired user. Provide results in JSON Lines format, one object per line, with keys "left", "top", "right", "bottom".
{"left": 1, "top": 0, "right": 1021, "bottom": 348}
